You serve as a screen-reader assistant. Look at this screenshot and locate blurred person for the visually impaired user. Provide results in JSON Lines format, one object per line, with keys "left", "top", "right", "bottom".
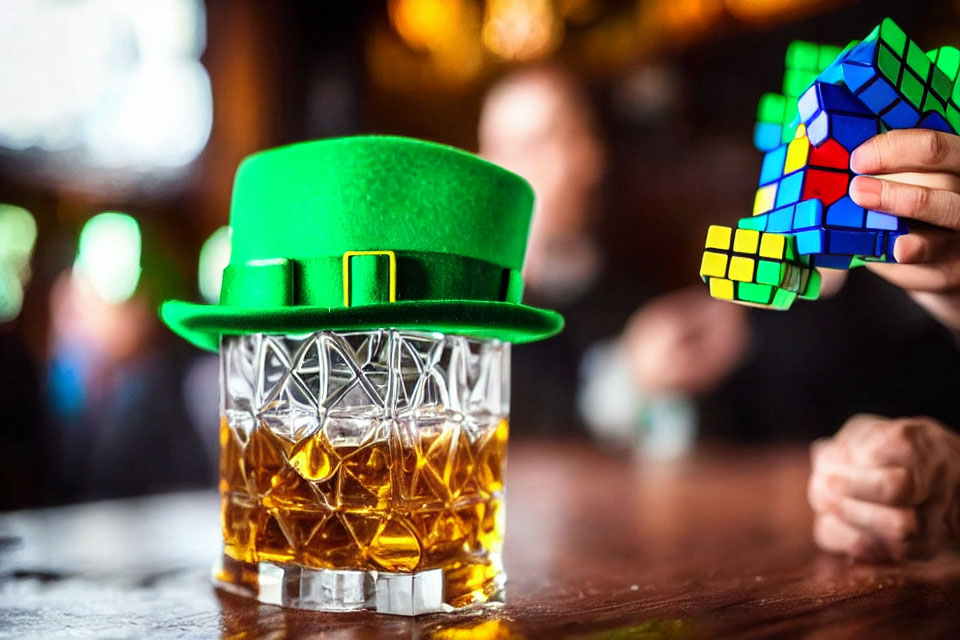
{"left": 479, "top": 66, "right": 652, "bottom": 436}
{"left": 578, "top": 285, "right": 750, "bottom": 458}
{"left": 47, "top": 216, "right": 212, "bottom": 501}
{"left": 623, "top": 287, "right": 748, "bottom": 397}
{"left": 480, "top": 66, "right": 604, "bottom": 306}
{"left": 807, "top": 129, "right": 960, "bottom": 562}
{"left": 480, "top": 66, "right": 753, "bottom": 452}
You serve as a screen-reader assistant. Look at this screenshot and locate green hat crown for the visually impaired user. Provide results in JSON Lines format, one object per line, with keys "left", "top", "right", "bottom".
{"left": 161, "top": 135, "right": 564, "bottom": 351}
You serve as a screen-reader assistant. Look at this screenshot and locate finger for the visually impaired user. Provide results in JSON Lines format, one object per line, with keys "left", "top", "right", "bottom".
{"left": 808, "top": 467, "right": 838, "bottom": 513}
{"left": 908, "top": 290, "right": 960, "bottom": 332}
{"left": 834, "top": 413, "right": 890, "bottom": 445}
{"left": 851, "top": 130, "right": 960, "bottom": 176}
{"left": 850, "top": 176, "right": 960, "bottom": 230}
{"left": 823, "top": 465, "right": 917, "bottom": 505}
{"left": 833, "top": 496, "right": 919, "bottom": 542}
{"left": 813, "top": 512, "right": 888, "bottom": 561}
{"left": 845, "top": 419, "right": 923, "bottom": 469}
{"left": 866, "top": 260, "right": 960, "bottom": 293}
{"left": 809, "top": 467, "right": 920, "bottom": 540}
{"left": 892, "top": 229, "right": 960, "bottom": 264}
{"left": 880, "top": 171, "right": 960, "bottom": 193}
{"left": 810, "top": 437, "right": 850, "bottom": 473}
{"left": 818, "top": 267, "right": 849, "bottom": 298}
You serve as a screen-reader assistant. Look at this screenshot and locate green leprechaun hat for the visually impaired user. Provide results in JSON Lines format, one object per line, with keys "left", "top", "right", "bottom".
{"left": 161, "top": 135, "right": 564, "bottom": 351}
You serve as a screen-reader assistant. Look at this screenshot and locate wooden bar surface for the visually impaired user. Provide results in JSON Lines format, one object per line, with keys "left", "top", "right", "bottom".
{"left": 2, "top": 440, "right": 960, "bottom": 639}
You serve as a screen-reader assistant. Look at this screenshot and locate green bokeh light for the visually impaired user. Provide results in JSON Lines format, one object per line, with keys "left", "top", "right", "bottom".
{"left": 0, "top": 268, "right": 24, "bottom": 322}
{"left": 0, "top": 204, "right": 38, "bottom": 322}
{"left": 198, "top": 225, "right": 230, "bottom": 304}
{"left": 74, "top": 212, "right": 142, "bottom": 304}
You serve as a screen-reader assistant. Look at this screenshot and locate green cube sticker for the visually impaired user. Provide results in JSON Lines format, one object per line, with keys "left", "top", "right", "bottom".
{"left": 817, "top": 45, "right": 842, "bottom": 71}
{"left": 879, "top": 17, "right": 907, "bottom": 56}
{"left": 772, "top": 288, "right": 798, "bottom": 310}
{"left": 877, "top": 43, "right": 901, "bottom": 84}
{"left": 783, "top": 69, "right": 815, "bottom": 98}
{"left": 799, "top": 268, "right": 821, "bottom": 299}
{"left": 906, "top": 41, "right": 931, "bottom": 80}
{"left": 900, "top": 70, "right": 925, "bottom": 108}
{"left": 780, "top": 101, "right": 800, "bottom": 144}
{"left": 783, "top": 240, "right": 798, "bottom": 261}
{"left": 737, "top": 215, "right": 767, "bottom": 231}
{"left": 946, "top": 104, "right": 960, "bottom": 133}
{"left": 737, "top": 282, "right": 775, "bottom": 305}
{"left": 930, "top": 66, "right": 953, "bottom": 101}
{"left": 931, "top": 46, "right": 960, "bottom": 81}
{"left": 922, "top": 93, "right": 946, "bottom": 116}
{"left": 786, "top": 40, "right": 819, "bottom": 71}
{"left": 756, "top": 260, "right": 783, "bottom": 286}
{"left": 783, "top": 100, "right": 799, "bottom": 124}
{"left": 757, "top": 93, "right": 786, "bottom": 123}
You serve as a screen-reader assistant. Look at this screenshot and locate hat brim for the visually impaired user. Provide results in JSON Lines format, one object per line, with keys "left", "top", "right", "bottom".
{"left": 161, "top": 299, "right": 564, "bottom": 352}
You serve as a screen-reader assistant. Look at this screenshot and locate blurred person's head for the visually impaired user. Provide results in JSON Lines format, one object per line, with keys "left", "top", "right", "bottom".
{"left": 479, "top": 65, "right": 605, "bottom": 302}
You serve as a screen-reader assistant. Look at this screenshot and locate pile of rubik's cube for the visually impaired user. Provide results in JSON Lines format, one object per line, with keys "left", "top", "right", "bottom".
{"left": 701, "top": 19, "right": 960, "bottom": 309}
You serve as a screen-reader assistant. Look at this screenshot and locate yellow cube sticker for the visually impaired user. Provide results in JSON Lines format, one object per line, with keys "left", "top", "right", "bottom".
{"left": 700, "top": 251, "right": 729, "bottom": 278}
{"left": 728, "top": 256, "right": 755, "bottom": 282}
{"left": 733, "top": 229, "right": 760, "bottom": 254}
{"left": 759, "top": 233, "right": 786, "bottom": 259}
{"left": 753, "top": 184, "right": 777, "bottom": 215}
{"left": 705, "top": 225, "right": 732, "bottom": 250}
{"left": 784, "top": 133, "right": 810, "bottom": 174}
{"left": 709, "top": 278, "right": 735, "bottom": 300}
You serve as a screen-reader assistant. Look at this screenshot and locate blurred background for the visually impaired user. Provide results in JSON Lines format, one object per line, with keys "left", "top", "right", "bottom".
{"left": 3, "top": 0, "right": 960, "bottom": 510}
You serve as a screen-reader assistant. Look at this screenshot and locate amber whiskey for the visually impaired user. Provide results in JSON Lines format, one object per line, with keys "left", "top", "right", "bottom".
{"left": 217, "top": 415, "right": 507, "bottom": 608}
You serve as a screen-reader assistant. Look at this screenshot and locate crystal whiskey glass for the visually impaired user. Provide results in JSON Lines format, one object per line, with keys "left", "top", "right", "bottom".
{"left": 213, "top": 329, "right": 509, "bottom": 615}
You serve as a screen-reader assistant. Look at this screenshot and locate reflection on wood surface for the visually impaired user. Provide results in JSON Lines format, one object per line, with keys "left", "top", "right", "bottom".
{"left": 2, "top": 440, "right": 960, "bottom": 638}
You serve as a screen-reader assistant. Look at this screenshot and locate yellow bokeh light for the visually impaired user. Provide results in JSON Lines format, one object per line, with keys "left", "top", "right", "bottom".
{"left": 725, "top": 0, "right": 824, "bottom": 21}
{"left": 560, "top": 0, "right": 601, "bottom": 25}
{"left": 378, "top": 0, "right": 484, "bottom": 90}
{"left": 660, "top": 0, "right": 722, "bottom": 33}
{"left": 388, "top": 0, "right": 465, "bottom": 52}
{"left": 482, "top": 0, "right": 563, "bottom": 62}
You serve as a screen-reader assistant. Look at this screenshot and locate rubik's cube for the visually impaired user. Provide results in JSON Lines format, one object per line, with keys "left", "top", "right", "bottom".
{"left": 755, "top": 40, "right": 844, "bottom": 150}
{"left": 702, "top": 18, "right": 960, "bottom": 310}
{"left": 701, "top": 225, "right": 821, "bottom": 309}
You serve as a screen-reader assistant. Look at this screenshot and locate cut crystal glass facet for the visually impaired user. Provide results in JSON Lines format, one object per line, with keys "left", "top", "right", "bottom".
{"left": 214, "top": 329, "right": 509, "bottom": 614}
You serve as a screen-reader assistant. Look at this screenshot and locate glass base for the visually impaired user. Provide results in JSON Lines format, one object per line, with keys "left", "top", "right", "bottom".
{"left": 212, "top": 554, "right": 505, "bottom": 616}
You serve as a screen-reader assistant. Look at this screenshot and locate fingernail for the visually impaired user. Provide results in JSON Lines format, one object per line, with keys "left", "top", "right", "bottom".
{"left": 893, "top": 235, "right": 917, "bottom": 263}
{"left": 850, "top": 144, "right": 873, "bottom": 174}
{"left": 850, "top": 176, "right": 882, "bottom": 208}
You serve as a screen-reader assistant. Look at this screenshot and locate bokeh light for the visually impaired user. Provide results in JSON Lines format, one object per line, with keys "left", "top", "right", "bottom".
{"left": 0, "top": 0, "right": 212, "bottom": 169}
{"left": 725, "top": 0, "right": 829, "bottom": 21}
{"left": 0, "top": 204, "right": 38, "bottom": 322}
{"left": 388, "top": 0, "right": 465, "bottom": 52}
{"left": 74, "top": 213, "right": 142, "bottom": 305}
{"left": 482, "top": 0, "right": 563, "bottom": 61}
{"left": 198, "top": 226, "right": 231, "bottom": 304}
